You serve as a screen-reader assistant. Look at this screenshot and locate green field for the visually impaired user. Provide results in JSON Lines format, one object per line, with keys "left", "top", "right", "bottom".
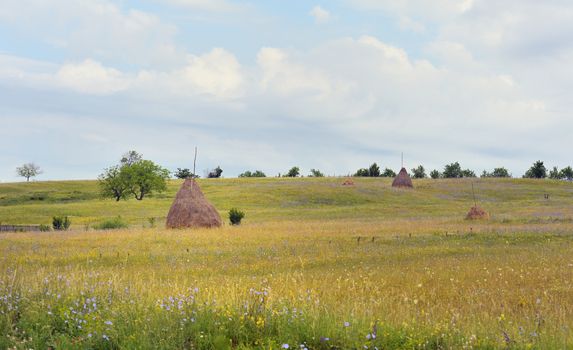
{"left": 1, "top": 178, "right": 573, "bottom": 349}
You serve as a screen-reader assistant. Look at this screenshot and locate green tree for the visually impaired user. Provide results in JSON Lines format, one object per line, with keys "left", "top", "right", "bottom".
{"left": 430, "top": 170, "right": 441, "bottom": 179}
{"left": 442, "top": 162, "right": 463, "bottom": 178}
{"left": 368, "top": 163, "right": 381, "bottom": 177}
{"left": 174, "top": 168, "right": 197, "bottom": 179}
{"left": 309, "top": 169, "right": 324, "bottom": 177}
{"left": 239, "top": 170, "right": 266, "bottom": 178}
{"left": 381, "top": 168, "right": 396, "bottom": 178}
{"left": 123, "top": 160, "right": 170, "bottom": 200}
{"left": 411, "top": 165, "right": 426, "bottom": 179}
{"left": 559, "top": 166, "right": 573, "bottom": 181}
{"left": 482, "top": 167, "right": 511, "bottom": 178}
{"left": 98, "top": 165, "right": 131, "bottom": 201}
{"left": 461, "top": 169, "right": 476, "bottom": 178}
{"left": 354, "top": 168, "right": 369, "bottom": 177}
{"left": 523, "top": 160, "right": 547, "bottom": 179}
{"left": 549, "top": 166, "right": 562, "bottom": 180}
{"left": 208, "top": 166, "right": 223, "bottom": 178}
{"left": 284, "top": 166, "right": 300, "bottom": 177}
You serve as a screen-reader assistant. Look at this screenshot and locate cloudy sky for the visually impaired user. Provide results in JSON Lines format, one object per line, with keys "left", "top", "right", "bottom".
{"left": 1, "top": 0, "right": 572, "bottom": 181}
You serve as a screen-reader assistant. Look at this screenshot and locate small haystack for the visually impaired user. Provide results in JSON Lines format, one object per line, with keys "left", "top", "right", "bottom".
{"left": 342, "top": 178, "right": 355, "bottom": 186}
{"left": 466, "top": 205, "right": 489, "bottom": 220}
{"left": 392, "top": 167, "right": 413, "bottom": 188}
{"left": 166, "top": 178, "right": 222, "bottom": 229}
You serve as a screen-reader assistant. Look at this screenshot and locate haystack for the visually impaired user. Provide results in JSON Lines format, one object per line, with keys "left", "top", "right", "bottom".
{"left": 392, "top": 167, "right": 413, "bottom": 188}
{"left": 166, "top": 178, "right": 222, "bottom": 229}
{"left": 466, "top": 205, "right": 489, "bottom": 220}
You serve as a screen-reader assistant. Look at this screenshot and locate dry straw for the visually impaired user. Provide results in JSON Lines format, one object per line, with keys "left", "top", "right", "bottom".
{"left": 166, "top": 178, "right": 222, "bottom": 229}
{"left": 392, "top": 167, "right": 413, "bottom": 188}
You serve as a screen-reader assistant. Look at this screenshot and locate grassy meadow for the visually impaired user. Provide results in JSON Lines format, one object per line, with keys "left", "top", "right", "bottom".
{"left": 1, "top": 177, "right": 573, "bottom": 349}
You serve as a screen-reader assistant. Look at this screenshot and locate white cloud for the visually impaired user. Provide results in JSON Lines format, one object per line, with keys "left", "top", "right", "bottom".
{"left": 0, "top": 0, "right": 182, "bottom": 67}
{"left": 56, "top": 60, "right": 130, "bottom": 95}
{"left": 163, "top": 0, "right": 245, "bottom": 12}
{"left": 346, "top": 0, "right": 474, "bottom": 21}
{"left": 310, "top": 6, "right": 332, "bottom": 24}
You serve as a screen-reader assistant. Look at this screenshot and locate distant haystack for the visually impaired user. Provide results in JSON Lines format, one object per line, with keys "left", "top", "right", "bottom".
{"left": 166, "top": 178, "right": 222, "bottom": 229}
{"left": 466, "top": 205, "right": 489, "bottom": 220}
{"left": 342, "top": 178, "right": 355, "bottom": 186}
{"left": 392, "top": 168, "right": 413, "bottom": 188}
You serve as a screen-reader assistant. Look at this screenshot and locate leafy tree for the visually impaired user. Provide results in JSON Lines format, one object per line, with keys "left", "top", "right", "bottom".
{"left": 523, "top": 160, "right": 547, "bottom": 179}
{"left": 549, "top": 166, "right": 562, "bottom": 180}
{"left": 354, "top": 168, "right": 370, "bottom": 177}
{"left": 430, "top": 170, "right": 441, "bottom": 179}
{"left": 208, "top": 166, "right": 223, "bottom": 178}
{"left": 123, "top": 160, "right": 170, "bottom": 200}
{"left": 16, "top": 163, "right": 42, "bottom": 182}
{"left": 239, "top": 170, "right": 266, "bottom": 178}
{"left": 309, "top": 169, "right": 324, "bottom": 177}
{"left": 411, "top": 165, "right": 426, "bottom": 179}
{"left": 368, "top": 163, "right": 381, "bottom": 177}
{"left": 482, "top": 167, "right": 511, "bottom": 178}
{"left": 461, "top": 169, "right": 476, "bottom": 178}
{"left": 174, "top": 168, "right": 197, "bottom": 179}
{"left": 284, "top": 166, "right": 300, "bottom": 177}
{"left": 442, "top": 162, "right": 463, "bottom": 178}
{"left": 98, "top": 165, "right": 130, "bottom": 201}
{"left": 559, "top": 166, "right": 573, "bottom": 181}
{"left": 381, "top": 168, "right": 396, "bottom": 178}
{"left": 120, "top": 150, "right": 143, "bottom": 166}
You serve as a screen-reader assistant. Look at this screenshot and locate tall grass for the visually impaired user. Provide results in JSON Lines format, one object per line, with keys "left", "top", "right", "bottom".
{"left": 1, "top": 178, "right": 573, "bottom": 348}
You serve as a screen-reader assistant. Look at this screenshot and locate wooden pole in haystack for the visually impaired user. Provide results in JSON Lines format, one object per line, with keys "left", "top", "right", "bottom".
{"left": 193, "top": 146, "right": 197, "bottom": 177}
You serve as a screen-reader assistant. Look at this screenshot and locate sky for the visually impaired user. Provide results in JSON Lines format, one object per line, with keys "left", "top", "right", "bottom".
{"left": 1, "top": 0, "right": 572, "bottom": 181}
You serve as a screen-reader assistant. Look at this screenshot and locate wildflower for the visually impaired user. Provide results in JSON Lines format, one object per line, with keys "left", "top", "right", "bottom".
{"left": 320, "top": 337, "right": 330, "bottom": 342}
{"left": 344, "top": 321, "right": 350, "bottom": 327}
{"left": 281, "top": 344, "right": 289, "bottom": 349}
{"left": 103, "top": 335, "right": 109, "bottom": 341}
{"left": 104, "top": 320, "right": 113, "bottom": 326}
{"left": 88, "top": 333, "right": 92, "bottom": 338}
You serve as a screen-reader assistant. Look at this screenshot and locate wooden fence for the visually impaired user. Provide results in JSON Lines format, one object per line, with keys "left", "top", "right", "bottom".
{"left": 0, "top": 225, "right": 42, "bottom": 232}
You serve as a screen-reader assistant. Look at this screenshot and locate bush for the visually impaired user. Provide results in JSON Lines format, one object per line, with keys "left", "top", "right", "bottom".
{"left": 208, "top": 166, "right": 223, "bottom": 178}
{"left": 229, "top": 208, "right": 245, "bottom": 225}
{"left": 52, "top": 216, "right": 71, "bottom": 231}
{"left": 430, "top": 170, "right": 441, "bottom": 179}
{"left": 93, "top": 216, "right": 129, "bottom": 230}
{"left": 239, "top": 170, "right": 266, "bottom": 178}
{"left": 39, "top": 224, "right": 51, "bottom": 232}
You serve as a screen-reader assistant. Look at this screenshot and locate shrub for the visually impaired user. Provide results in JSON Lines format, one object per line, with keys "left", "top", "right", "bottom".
{"left": 239, "top": 170, "right": 266, "bottom": 178}
{"left": 174, "top": 168, "right": 197, "bottom": 179}
{"left": 52, "top": 216, "right": 71, "bottom": 231}
{"left": 354, "top": 168, "right": 370, "bottom": 177}
{"left": 39, "top": 224, "right": 51, "bottom": 232}
{"left": 229, "top": 208, "right": 245, "bottom": 225}
{"left": 482, "top": 167, "right": 511, "bottom": 178}
{"left": 93, "top": 216, "right": 128, "bottom": 230}
{"left": 560, "top": 166, "right": 573, "bottom": 181}
{"left": 430, "top": 170, "right": 441, "bottom": 179}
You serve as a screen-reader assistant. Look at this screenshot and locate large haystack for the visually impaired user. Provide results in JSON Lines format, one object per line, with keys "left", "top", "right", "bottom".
{"left": 466, "top": 205, "right": 489, "bottom": 220}
{"left": 166, "top": 178, "right": 222, "bottom": 229}
{"left": 392, "top": 167, "right": 413, "bottom": 188}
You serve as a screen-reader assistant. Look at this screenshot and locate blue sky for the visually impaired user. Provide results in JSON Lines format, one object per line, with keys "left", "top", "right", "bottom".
{"left": 1, "top": 0, "right": 572, "bottom": 181}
